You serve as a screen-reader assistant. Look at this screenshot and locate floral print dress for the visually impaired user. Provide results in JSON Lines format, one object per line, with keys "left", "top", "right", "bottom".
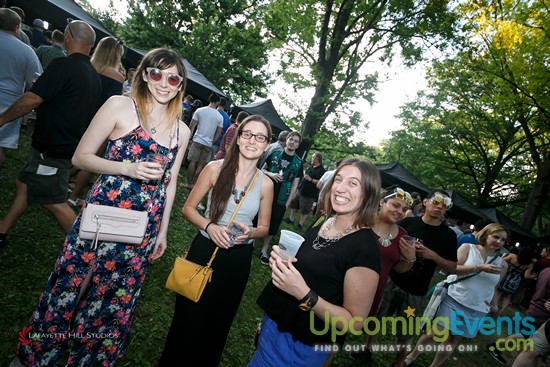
{"left": 17, "top": 124, "right": 179, "bottom": 366}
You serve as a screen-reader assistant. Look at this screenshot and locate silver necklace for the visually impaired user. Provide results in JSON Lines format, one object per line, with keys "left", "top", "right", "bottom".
{"left": 373, "top": 227, "right": 393, "bottom": 247}
{"left": 312, "top": 216, "right": 355, "bottom": 250}
{"left": 149, "top": 116, "right": 164, "bottom": 134}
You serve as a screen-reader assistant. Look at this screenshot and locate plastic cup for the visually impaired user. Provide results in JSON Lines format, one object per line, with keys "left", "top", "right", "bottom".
{"left": 146, "top": 153, "right": 165, "bottom": 171}
{"left": 402, "top": 235, "right": 423, "bottom": 247}
{"left": 278, "top": 230, "right": 305, "bottom": 263}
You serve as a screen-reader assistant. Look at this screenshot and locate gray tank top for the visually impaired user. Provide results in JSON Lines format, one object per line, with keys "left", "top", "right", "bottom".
{"left": 199, "top": 166, "right": 263, "bottom": 240}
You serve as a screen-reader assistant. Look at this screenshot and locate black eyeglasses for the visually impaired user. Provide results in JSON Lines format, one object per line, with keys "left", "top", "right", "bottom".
{"left": 240, "top": 130, "right": 268, "bottom": 143}
{"left": 66, "top": 18, "right": 75, "bottom": 38}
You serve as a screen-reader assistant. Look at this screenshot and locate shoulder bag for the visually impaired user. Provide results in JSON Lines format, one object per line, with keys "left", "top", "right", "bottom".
{"left": 421, "top": 250, "right": 500, "bottom": 329}
{"left": 165, "top": 169, "right": 259, "bottom": 303}
{"left": 79, "top": 122, "right": 177, "bottom": 250}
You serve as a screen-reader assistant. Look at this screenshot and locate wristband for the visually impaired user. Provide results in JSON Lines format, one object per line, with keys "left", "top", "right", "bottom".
{"left": 204, "top": 222, "right": 213, "bottom": 232}
{"left": 298, "top": 289, "right": 319, "bottom": 311}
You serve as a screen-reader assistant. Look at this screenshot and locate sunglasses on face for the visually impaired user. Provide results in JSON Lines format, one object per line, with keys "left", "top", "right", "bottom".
{"left": 240, "top": 130, "right": 268, "bottom": 143}
{"left": 384, "top": 187, "right": 413, "bottom": 206}
{"left": 429, "top": 193, "right": 453, "bottom": 209}
{"left": 145, "top": 67, "right": 184, "bottom": 87}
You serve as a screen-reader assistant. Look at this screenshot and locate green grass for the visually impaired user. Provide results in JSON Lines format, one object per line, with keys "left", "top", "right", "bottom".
{"left": 0, "top": 127, "right": 543, "bottom": 366}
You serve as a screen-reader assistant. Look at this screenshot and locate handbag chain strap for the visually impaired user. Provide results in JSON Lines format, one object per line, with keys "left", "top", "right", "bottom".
{"left": 444, "top": 251, "right": 500, "bottom": 287}
{"left": 202, "top": 169, "right": 260, "bottom": 267}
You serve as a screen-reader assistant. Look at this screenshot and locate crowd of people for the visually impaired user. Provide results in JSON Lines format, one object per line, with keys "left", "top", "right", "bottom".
{"left": 1, "top": 6, "right": 549, "bottom": 367}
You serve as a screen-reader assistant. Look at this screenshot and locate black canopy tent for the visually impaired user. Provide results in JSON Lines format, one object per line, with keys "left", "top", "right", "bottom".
{"left": 8, "top": 0, "right": 229, "bottom": 103}
{"left": 376, "top": 163, "right": 538, "bottom": 244}
{"left": 232, "top": 99, "right": 290, "bottom": 137}
{"left": 8, "top": 0, "right": 112, "bottom": 39}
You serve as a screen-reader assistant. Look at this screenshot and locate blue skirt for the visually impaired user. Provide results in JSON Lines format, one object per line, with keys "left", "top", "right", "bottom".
{"left": 248, "top": 315, "right": 330, "bottom": 367}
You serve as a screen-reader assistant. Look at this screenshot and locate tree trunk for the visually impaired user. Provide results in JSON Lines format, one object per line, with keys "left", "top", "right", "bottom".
{"left": 519, "top": 154, "right": 550, "bottom": 233}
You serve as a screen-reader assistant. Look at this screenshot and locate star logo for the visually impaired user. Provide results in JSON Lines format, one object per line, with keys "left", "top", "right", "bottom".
{"left": 404, "top": 306, "right": 416, "bottom": 318}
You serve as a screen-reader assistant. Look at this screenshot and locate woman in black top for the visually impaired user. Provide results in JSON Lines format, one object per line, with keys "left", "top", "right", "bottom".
{"left": 249, "top": 158, "right": 382, "bottom": 367}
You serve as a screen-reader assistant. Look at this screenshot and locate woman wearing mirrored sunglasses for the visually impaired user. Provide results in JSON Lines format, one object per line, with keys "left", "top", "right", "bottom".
{"left": 14, "top": 48, "right": 191, "bottom": 367}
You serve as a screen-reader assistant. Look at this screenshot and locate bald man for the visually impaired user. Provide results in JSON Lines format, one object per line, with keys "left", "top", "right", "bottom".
{"left": 0, "top": 20, "right": 101, "bottom": 250}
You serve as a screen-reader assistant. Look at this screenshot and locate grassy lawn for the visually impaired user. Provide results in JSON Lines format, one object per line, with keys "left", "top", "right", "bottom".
{"left": 0, "top": 127, "right": 544, "bottom": 366}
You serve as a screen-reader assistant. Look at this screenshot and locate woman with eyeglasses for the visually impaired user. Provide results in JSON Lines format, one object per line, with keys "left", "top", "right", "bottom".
{"left": 13, "top": 48, "right": 190, "bottom": 367}
{"left": 158, "top": 115, "right": 274, "bottom": 367}
{"left": 404, "top": 223, "right": 509, "bottom": 367}
{"left": 248, "top": 158, "right": 381, "bottom": 367}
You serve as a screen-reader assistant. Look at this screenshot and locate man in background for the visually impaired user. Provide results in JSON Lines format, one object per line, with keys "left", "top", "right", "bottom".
{"left": 259, "top": 130, "right": 289, "bottom": 167}
{"left": 35, "top": 29, "right": 66, "bottom": 69}
{"left": 0, "top": 8, "right": 42, "bottom": 166}
{"left": 8, "top": 6, "right": 29, "bottom": 45}
{"left": 30, "top": 18, "right": 46, "bottom": 48}
{"left": 0, "top": 20, "right": 101, "bottom": 249}
{"left": 284, "top": 152, "right": 325, "bottom": 230}
{"left": 258, "top": 131, "right": 303, "bottom": 265}
{"left": 185, "top": 93, "right": 223, "bottom": 188}
{"left": 210, "top": 97, "right": 231, "bottom": 161}
{"left": 214, "top": 111, "right": 249, "bottom": 160}
{"left": 457, "top": 218, "right": 491, "bottom": 247}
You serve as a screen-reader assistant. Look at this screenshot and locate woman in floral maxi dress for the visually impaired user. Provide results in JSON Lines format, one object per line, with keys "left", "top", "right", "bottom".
{"left": 13, "top": 48, "right": 190, "bottom": 367}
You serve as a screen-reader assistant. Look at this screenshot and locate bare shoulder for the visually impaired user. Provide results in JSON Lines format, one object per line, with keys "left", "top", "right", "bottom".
{"left": 103, "top": 95, "right": 134, "bottom": 112}
{"left": 261, "top": 172, "right": 274, "bottom": 191}
{"left": 177, "top": 119, "right": 191, "bottom": 140}
{"left": 101, "top": 68, "right": 125, "bottom": 83}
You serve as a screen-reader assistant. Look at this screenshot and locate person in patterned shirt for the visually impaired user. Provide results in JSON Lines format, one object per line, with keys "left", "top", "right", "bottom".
{"left": 35, "top": 29, "right": 66, "bottom": 69}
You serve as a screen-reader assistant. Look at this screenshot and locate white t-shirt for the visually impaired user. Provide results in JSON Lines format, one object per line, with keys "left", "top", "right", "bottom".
{"left": 192, "top": 106, "right": 223, "bottom": 147}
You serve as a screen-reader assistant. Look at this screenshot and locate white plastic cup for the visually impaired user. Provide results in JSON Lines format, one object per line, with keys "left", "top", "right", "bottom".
{"left": 278, "top": 230, "right": 305, "bottom": 262}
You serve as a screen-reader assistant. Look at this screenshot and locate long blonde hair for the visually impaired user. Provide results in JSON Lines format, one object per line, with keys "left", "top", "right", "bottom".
{"left": 90, "top": 36, "right": 124, "bottom": 74}
{"left": 131, "top": 48, "right": 187, "bottom": 129}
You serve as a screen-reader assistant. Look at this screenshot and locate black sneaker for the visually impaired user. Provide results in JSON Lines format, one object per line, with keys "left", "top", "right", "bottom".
{"left": 294, "top": 223, "right": 303, "bottom": 230}
{"left": 283, "top": 217, "right": 294, "bottom": 224}
{"left": 486, "top": 343, "right": 507, "bottom": 365}
{"left": 259, "top": 252, "right": 269, "bottom": 266}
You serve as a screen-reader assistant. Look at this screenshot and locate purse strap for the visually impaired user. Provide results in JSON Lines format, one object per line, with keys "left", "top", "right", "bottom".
{"left": 444, "top": 251, "right": 500, "bottom": 287}
{"left": 199, "top": 168, "right": 260, "bottom": 267}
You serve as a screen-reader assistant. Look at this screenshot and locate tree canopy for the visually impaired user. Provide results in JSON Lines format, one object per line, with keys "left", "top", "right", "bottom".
{"left": 383, "top": 0, "right": 550, "bottom": 236}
